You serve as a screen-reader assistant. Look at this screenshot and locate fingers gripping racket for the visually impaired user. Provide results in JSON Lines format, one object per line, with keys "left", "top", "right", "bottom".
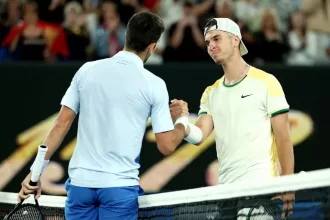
{"left": 4, "top": 145, "right": 48, "bottom": 220}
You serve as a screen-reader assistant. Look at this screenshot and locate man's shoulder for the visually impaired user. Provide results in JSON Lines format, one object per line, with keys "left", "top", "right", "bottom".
{"left": 248, "top": 66, "right": 271, "bottom": 79}
{"left": 141, "top": 68, "right": 166, "bottom": 86}
{"left": 204, "top": 78, "right": 223, "bottom": 94}
{"left": 79, "top": 59, "right": 104, "bottom": 73}
{"left": 248, "top": 66, "right": 280, "bottom": 88}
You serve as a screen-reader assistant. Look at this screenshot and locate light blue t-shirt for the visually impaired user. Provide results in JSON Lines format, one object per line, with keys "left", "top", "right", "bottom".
{"left": 61, "top": 51, "right": 174, "bottom": 188}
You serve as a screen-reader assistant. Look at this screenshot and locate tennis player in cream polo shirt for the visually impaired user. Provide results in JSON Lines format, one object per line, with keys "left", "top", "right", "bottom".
{"left": 170, "top": 18, "right": 295, "bottom": 218}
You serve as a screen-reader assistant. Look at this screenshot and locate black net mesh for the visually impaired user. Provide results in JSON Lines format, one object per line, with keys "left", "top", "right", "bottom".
{"left": 0, "top": 170, "right": 330, "bottom": 220}
{"left": 0, "top": 203, "right": 65, "bottom": 220}
{"left": 138, "top": 187, "right": 330, "bottom": 220}
{"left": 4, "top": 204, "right": 42, "bottom": 220}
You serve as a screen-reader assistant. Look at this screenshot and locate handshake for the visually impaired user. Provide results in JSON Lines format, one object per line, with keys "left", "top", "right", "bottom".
{"left": 170, "top": 99, "right": 203, "bottom": 145}
{"left": 170, "top": 99, "right": 189, "bottom": 123}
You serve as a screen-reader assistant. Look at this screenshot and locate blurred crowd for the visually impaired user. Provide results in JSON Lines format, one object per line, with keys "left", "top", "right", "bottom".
{"left": 0, "top": 0, "right": 329, "bottom": 65}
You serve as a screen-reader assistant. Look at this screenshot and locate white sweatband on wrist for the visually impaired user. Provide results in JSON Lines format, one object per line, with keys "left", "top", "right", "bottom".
{"left": 30, "top": 160, "right": 49, "bottom": 174}
{"left": 184, "top": 123, "right": 202, "bottom": 144}
{"left": 174, "top": 116, "right": 189, "bottom": 130}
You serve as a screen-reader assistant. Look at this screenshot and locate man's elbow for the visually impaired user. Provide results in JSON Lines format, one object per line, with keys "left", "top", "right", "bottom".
{"left": 157, "top": 143, "right": 176, "bottom": 156}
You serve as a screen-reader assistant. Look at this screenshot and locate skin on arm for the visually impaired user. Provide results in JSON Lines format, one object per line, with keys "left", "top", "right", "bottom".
{"left": 190, "top": 20, "right": 205, "bottom": 48}
{"left": 271, "top": 112, "right": 294, "bottom": 176}
{"left": 170, "top": 20, "right": 187, "bottom": 48}
{"left": 154, "top": 124, "right": 186, "bottom": 156}
{"left": 18, "top": 105, "right": 76, "bottom": 202}
{"left": 271, "top": 112, "right": 295, "bottom": 219}
{"left": 194, "top": 0, "right": 214, "bottom": 17}
{"left": 43, "top": 106, "right": 77, "bottom": 160}
{"left": 170, "top": 100, "right": 214, "bottom": 146}
{"left": 155, "top": 99, "right": 189, "bottom": 155}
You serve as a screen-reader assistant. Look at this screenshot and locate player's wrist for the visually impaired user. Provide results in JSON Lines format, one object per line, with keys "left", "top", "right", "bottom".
{"left": 174, "top": 116, "right": 189, "bottom": 130}
{"left": 184, "top": 123, "right": 202, "bottom": 145}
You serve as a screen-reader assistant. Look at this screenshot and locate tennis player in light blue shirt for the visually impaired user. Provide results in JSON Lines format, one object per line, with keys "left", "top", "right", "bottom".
{"left": 18, "top": 12, "right": 189, "bottom": 220}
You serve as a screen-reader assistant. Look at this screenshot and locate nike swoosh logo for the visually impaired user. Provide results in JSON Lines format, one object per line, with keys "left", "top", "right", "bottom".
{"left": 241, "top": 94, "right": 253, "bottom": 98}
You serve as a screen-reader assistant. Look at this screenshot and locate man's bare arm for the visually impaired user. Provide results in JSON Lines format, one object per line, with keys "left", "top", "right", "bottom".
{"left": 43, "top": 105, "right": 77, "bottom": 160}
{"left": 18, "top": 105, "right": 76, "bottom": 201}
{"left": 155, "top": 124, "right": 186, "bottom": 155}
{"left": 271, "top": 112, "right": 294, "bottom": 175}
{"left": 271, "top": 112, "right": 295, "bottom": 219}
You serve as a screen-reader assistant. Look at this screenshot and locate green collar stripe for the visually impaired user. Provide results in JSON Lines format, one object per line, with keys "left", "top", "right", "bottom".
{"left": 223, "top": 75, "right": 248, "bottom": 88}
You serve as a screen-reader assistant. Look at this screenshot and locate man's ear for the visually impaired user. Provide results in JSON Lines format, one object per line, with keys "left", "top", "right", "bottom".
{"left": 147, "top": 42, "right": 157, "bottom": 53}
{"left": 234, "top": 36, "right": 240, "bottom": 48}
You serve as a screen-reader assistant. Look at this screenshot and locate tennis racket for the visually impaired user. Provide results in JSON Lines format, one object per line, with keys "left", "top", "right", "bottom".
{"left": 246, "top": 198, "right": 283, "bottom": 220}
{"left": 4, "top": 145, "right": 48, "bottom": 220}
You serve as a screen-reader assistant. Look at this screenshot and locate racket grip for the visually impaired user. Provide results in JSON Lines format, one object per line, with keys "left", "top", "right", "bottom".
{"left": 30, "top": 145, "right": 48, "bottom": 184}
{"left": 29, "top": 180, "right": 38, "bottom": 187}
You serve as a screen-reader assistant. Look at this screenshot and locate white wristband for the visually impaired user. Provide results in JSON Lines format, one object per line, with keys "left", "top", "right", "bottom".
{"left": 184, "top": 123, "right": 203, "bottom": 144}
{"left": 30, "top": 160, "right": 49, "bottom": 174}
{"left": 174, "top": 116, "right": 189, "bottom": 130}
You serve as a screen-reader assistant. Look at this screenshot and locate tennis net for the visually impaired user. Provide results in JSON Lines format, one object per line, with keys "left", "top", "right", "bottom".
{"left": 0, "top": 168, "right": 330, "bottom": 219}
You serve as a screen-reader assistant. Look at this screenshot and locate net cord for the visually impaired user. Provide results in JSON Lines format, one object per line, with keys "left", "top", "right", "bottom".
{"left": 0, "top": 168, "right": 329, "bottom": 209}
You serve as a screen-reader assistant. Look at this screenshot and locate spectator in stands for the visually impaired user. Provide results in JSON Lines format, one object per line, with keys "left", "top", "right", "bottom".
{"left": 150, "top": 0, "right": 184, "bottom": 64}
{"left": 1, "top": 1, "right": 69, "bottom": 61}
{"left": 4, "top": 1, "right": 48, "bottom": 61}
{"left": 80, "top": 0, "right": 101, "bottom": 13}
{"left": 301, "top": 0, "right": 330, "bottom": 64}
{"left": 287, "top": 10, "right": 313, "bottom": 65}
{"left": 193, "top": 0, "right": 215, "bottom": 24}
{"left": 63, "top": 1, "right": 90, "bottom": 60}
{"left": 235, "top": 0, "right": 263, "bottom": 33}
{"left": 113, "top": 0, "right": 148, "bottom": 25}
{"left": 214, "top": 0, "right": 235, "bottom": 20}
{"left": 35, "top": 0, "right": 66, "bottom": 24}
{"left": 163, "top": 0, "right": 207, "bottom": 62}
{"left": 214, "top": 0, "right": 257, "bottom": 63}
{"left": 261, "top": 0, "right": 295, "bottom": 32}
{"left": 157, "top": 0, "right": 189, "bottom": 29}
{"left": 91, "top": 1, "right": 125, "bottom": 59}
{"left": 0, "top": 0, "right": 21, "bottom": 45}
{"left": 254, "top": 8, "right": 289, "bottom": 64}
{"left": 143, "top": 0, "right": 160, "bottom": 13}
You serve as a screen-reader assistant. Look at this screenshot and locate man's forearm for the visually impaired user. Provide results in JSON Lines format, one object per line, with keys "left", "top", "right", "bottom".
{"left": 43, "top": 120, "right": 72, "bottom": 160}
{"left": 191, "top": 25, "right": 205, "bottom": 48}
{"left": 276, "top": 140, "right": 294, "bottom": 175}
{"left": 171, "top": 124, "right": 186, "bottom": 147}
{"left": 170, "top": 25, "right": 185, "bottom": 48}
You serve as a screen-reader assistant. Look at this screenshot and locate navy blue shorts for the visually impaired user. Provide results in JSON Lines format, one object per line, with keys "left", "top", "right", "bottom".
{"left": 64, "top": 179, "right": 144, "bottom": 220}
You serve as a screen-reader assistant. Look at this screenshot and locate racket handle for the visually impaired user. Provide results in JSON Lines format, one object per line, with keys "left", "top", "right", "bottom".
{"left": 29, "top": 180, "right": 38, "bottom": 187}
{"left": 30, "top": 145, "right": 48, "bottom": 183}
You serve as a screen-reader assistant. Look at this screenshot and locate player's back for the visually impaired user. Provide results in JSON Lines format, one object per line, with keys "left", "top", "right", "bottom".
{"left": 65, "top": 51, "right": 162, "bottom": 188}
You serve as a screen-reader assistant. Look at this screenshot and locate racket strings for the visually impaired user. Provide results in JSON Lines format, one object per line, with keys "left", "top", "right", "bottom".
{"left": 247, "top": 200, "right": 281, "bottom": 220}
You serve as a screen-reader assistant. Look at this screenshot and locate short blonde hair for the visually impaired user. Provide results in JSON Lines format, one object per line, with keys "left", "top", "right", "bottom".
{"left": 64, "top": 1, "right": 83, "bottom": 16}
{"left": 216, "top": 0, "right": 233, "bottom": 9}
{"left": 259, "top": 7, "right": 280, "bottom": 31}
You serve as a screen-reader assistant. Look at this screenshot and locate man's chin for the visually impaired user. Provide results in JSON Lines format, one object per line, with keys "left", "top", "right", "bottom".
{"left": 214, "top": 58, "right": 223, "bottom": 65}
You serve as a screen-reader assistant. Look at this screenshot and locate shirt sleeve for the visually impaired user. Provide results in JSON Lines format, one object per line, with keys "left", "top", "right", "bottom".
{"left": 60, "top": 66, "right": 83, "bottom": 114}
{"left": 150, "top": 79, "right": 174, "bottom": 133}
{"left": 265, "top": 74, "right": 290, "bottom": 117}
{"left": 198, "top": 86, "right": 212, "bottom": 116}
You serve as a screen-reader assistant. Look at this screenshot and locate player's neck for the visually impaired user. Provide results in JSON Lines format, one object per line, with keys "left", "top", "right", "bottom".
{"left": 222, "top": 56, "right": 249, "bottom": 85}
{"left": 123, "top": 47, "right": 146, "bottom": 63}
